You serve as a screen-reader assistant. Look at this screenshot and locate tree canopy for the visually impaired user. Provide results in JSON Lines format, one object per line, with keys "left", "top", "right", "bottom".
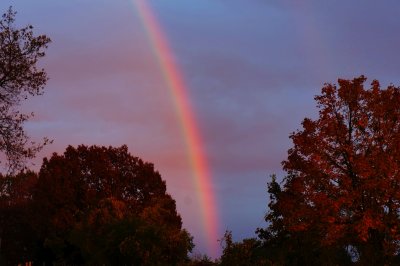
{"left": 0, "top": 145, "right": 193, "bottom": 265}
{"left": 259, "top": 76, "right": 400, "bottom": 264}
{"left": 0, "top": 7, "right": 51, "bottom": 173}
{"left": 6, "top": 4, "right": 400, "bottom": 264}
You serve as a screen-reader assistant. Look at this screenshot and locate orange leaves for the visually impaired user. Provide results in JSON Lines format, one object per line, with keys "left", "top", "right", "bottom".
{"left": 86, "top": 197, "right": 127, "bottom": 226}
{"left": 265, "top": 76, "right": 400, "bottom": 261}
{"left": 26, "top": 145, "right": 193, "bottom": 264}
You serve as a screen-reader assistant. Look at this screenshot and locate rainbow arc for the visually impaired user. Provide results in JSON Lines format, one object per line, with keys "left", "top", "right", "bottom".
{"left": 134, "top": 0, "right": 219, "bottom": 256}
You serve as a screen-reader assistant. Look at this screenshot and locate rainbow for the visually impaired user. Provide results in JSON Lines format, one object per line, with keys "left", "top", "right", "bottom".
{"left": 133, "top": 0, "right": 219, "bottom": 256}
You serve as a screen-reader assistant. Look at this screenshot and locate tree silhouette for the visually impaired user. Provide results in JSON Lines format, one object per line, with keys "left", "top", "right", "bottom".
{"left": 219, "top": 231, "right": 267, "bottom": 266}
{"left": 259, "top": 76, "right": 400, "bottom": 264}
{"left": 32, "top": 145, "right": 193, "bottom": 265}
{"left": 0, "top": 7, "right": 51, "bottom": 173}
{"left": 0, "top": 171, "right": 38, "bottom": 265}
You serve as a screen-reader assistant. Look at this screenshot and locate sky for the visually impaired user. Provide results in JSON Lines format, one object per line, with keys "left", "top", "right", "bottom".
{"left": 2, "top": 0, "right": 400, "bottom": 258}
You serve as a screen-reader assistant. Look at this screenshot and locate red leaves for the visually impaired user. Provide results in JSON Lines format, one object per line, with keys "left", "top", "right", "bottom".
{"left": 26, "top": 145, "right": 193, "bottom": 264}
{"left": 266, "top": 76, "right": 400, "bottom": 259}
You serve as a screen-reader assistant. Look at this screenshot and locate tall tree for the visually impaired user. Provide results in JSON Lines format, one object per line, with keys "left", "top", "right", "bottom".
{"left": 33, "top": 145, "right": 193, "bottom": 265}
{"left": 259, "top": 76, "right": 400, "bottom": 264}
{"left": 0, "top": 7, "right": 51, "bottom": 173}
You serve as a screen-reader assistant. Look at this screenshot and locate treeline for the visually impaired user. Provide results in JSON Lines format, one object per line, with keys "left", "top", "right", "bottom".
{"left": 3, "top": 6, "right": 400, "bottom": 266}
{"left": 215, "top": 77, "right": 400, "bottom": 265}
{"left": 0, "top": 144, "right": 270, "bottom": 265}
{"left": 0, "top": 145, "right": 193, "bottom": 265}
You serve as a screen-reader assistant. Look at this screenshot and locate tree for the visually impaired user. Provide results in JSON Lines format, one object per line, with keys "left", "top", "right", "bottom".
{"left": 187, "top": 254, "right": 218, "bottom": 266}
{"left": 0, "top": 7, "right": 51, "bottom": 173}
{"left": 259, "top": 76, "right": 400, "bottom": 264}
{"left": 0, "top": 171, "right": 38, "bottom": 265}
{"left": 33, "top": 145, "right": 193, "bottom": 265}
{"left": 219, "top": 231, "right": 268, "bottom": 266}
{"left": 257, "top": 176, "right": 352, "bottom": 265}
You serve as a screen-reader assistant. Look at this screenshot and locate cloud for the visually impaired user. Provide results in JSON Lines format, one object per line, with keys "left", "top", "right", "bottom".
{"left": 4, "top": 0, "right": 400, "bottom": 258}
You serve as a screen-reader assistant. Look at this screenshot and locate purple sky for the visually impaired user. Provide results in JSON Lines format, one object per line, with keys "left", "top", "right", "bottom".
{"left": 3, "top": 0, "right": 400, "bottom": 257}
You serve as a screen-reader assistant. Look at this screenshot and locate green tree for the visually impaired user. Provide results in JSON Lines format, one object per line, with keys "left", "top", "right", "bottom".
{"left": 33, "top": 145, "right": 193, "bottom": 265}
{"left": 0, "top": 7, "right": 51, "bottom": 173}
{"left": 259, "top": 76, "right": 400, "bottom": 264}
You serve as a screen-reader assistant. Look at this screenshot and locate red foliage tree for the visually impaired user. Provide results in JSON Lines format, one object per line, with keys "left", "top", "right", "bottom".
{"left": 32, "top": 145, "right": 193, "bottom": 265}
{"left": 260, "top": 76, "right": 400, "bottom": 264}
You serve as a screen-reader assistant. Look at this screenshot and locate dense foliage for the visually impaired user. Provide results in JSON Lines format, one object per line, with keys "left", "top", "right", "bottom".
{"left": 0, "top": 145, "right": 193, "bottom": 265}
{"left": 259, "top": 76, "right": 400, "bottom": 264}
{"left": 4, "top": 5, "right": 400, "bottom": 265}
